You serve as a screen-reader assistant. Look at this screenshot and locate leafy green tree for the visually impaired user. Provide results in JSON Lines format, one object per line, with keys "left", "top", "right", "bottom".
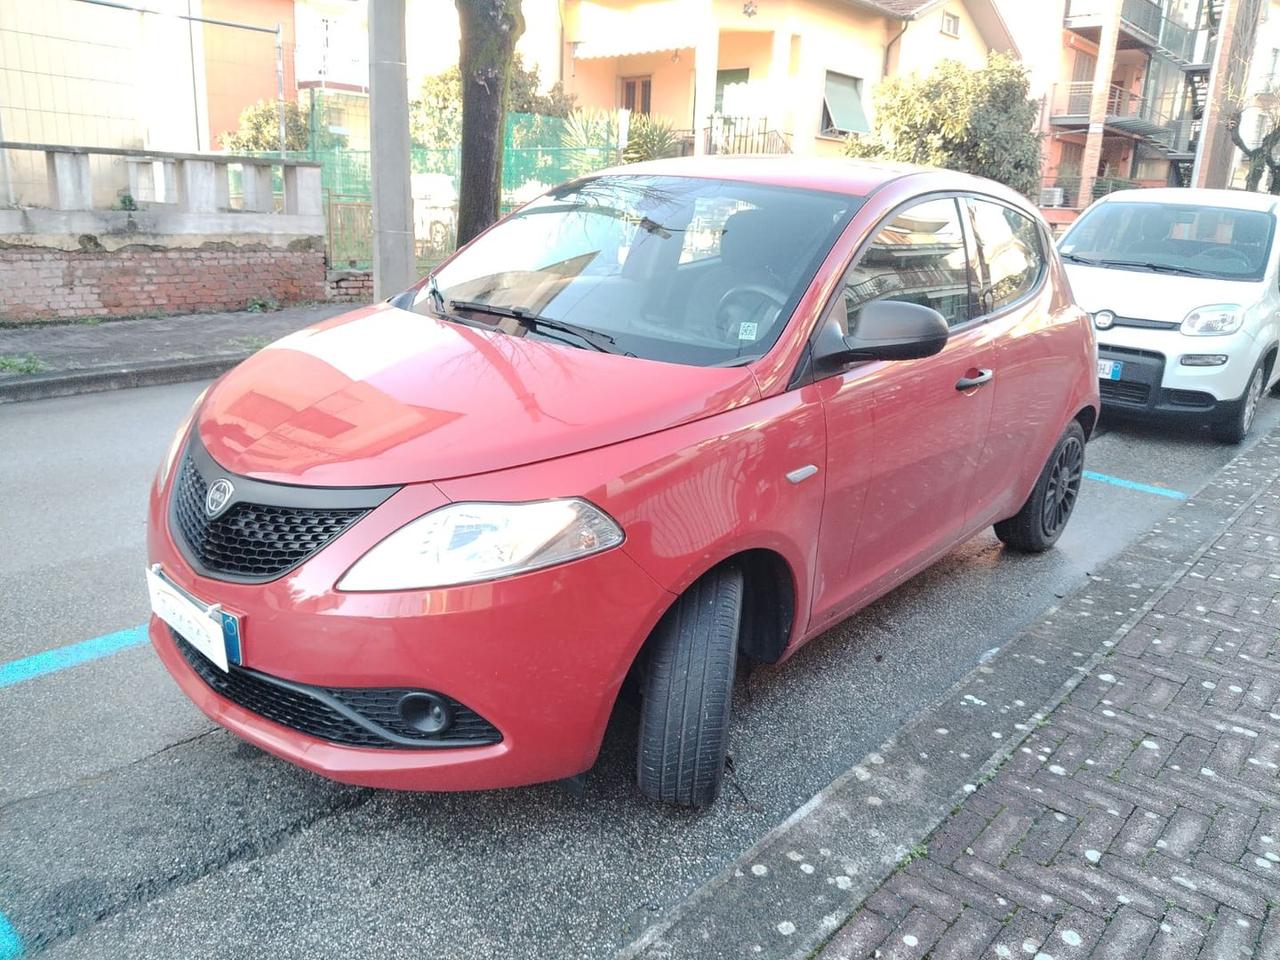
{"left": 221, "top": 99, "right": 346, "bottom": 153}
{"left": 410, "top": 55, "right": 574, "bottom": 152}
{"left": 845, "top": 54, "right": 1042, "bottom": 197}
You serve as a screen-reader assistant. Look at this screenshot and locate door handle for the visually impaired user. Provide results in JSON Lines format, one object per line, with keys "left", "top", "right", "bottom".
{"left": 955, "top": 369, "right": 994, "bottom": 391}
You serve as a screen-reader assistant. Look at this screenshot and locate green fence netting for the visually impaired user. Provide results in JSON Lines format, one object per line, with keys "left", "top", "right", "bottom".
{"left": 238, "top": 112, "right": 619, "bottom": 271}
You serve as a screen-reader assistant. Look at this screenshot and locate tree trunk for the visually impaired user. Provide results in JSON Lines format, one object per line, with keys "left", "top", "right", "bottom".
{"left": 454, "top": 0, "right": 525, "bottom": 246}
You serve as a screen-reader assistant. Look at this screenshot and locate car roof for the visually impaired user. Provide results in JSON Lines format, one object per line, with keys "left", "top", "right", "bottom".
{"left": 1097, "top": 187, "right": 1280, "bottom": 215}
{"left": 592, "top": 155, "right": 985, "bottom": 199}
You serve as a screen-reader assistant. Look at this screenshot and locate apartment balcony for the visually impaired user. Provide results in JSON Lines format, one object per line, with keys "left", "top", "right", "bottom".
{"left": 1064, "top": 0, "right": 1196, "bottom": 63}
{"left": 1048, "top": 82, "right": 1178, "bottom": 145}
{"left": 1039, "top": 173, "right": 1143, "bottom": 211}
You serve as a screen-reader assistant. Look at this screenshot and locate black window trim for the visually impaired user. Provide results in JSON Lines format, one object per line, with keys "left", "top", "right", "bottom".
{"left": 961, "top": 194, "right": 1050, "bottom": 327}
{"left": 798, "top": 188, "right": 1051, "bottom": 383}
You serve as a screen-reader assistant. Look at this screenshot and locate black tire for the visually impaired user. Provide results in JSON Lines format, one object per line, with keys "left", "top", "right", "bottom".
{"left": 636, "top": 565, "right": 743, "bottom": 807}
{"left": 994, "top": 421, "right": 1086, "bottom": 553}
{"left": 1211, "top": 360, "right": 1266, "bottom": 444}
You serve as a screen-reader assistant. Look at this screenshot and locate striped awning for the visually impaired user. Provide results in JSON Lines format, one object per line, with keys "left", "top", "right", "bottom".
{"left": 568, "top": 4, "right": 696, "bottom": 60}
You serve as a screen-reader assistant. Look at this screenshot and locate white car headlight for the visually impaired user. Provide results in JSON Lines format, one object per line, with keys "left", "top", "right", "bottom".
{"left": 1181, "top": 304, "right": 1243, "bottom": 336}
{"left": 337, "top": 499, "right": 624, "bottom": 591}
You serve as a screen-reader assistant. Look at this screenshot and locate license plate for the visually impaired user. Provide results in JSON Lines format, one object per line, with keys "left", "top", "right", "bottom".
{"left": 1097, "top": 359, "right": 1123, "bottom": 381}
{"left": 145, "top": 565, "right": 240, "bottom": 672}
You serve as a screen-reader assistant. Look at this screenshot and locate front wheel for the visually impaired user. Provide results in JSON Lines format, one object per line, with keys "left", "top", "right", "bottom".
{"left": 636, "top": 565, "right": 743, "bottom": 807}
{"left": 1211, "top": 361, "right": 1265, "bottom": 444}
{"left": 995, "top": 421, "right": 1086, "bottom": 553}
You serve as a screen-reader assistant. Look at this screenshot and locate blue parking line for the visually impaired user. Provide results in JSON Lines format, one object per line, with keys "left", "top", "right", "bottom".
{"left": 0, "top": 624, "right": 148, "bottom": 690}
{"left": 1083, "top": 470, "right": 1188, "bottom": 500}
{"left": 0, "top": 910, "right": 21, "bottom": 959}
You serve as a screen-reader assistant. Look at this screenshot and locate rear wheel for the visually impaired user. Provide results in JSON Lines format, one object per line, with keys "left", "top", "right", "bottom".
{"left": 636, "top": 565, "right": 743, "bottom": 807}
{"left": 1211, "top": 361, "right": 1265, "bottom": 444}
{"left": 995, "top": 421, "right": 1086, "bottom": 553}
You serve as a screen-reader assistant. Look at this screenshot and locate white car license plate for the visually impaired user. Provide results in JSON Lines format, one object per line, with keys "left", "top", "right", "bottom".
{"left": 1097, "top": 359, "right": 1123, "bottom": 381}
{"left": 145, "top": 565, "right": 240, "bottom": 672}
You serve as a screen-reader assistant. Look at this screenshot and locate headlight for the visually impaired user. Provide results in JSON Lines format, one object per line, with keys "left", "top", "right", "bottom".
{"left": 157, "top": 387, "right": 208, "bottom": 487}
{"left": 1181, "top": 304, "right": 1243, "bottom": 336}
{"left": 337, "top": 499, "right": 624, "bottom": 591}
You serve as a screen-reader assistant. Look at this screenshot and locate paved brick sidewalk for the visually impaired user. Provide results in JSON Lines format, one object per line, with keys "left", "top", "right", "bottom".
{"left": 0, "top": 302, "right": 354, "bottom": 401}
{"left": 818, "top": 467, "right": 1280, "bottom": 958}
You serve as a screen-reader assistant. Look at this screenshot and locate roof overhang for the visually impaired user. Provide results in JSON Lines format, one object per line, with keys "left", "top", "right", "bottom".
{"left": 843, "top": 0, "right": 1020, "bottom": 58}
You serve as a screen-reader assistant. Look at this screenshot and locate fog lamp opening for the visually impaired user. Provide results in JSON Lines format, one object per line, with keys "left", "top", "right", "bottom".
{"left": 1179, "top": 355, "right": 1228, "bottom": 367}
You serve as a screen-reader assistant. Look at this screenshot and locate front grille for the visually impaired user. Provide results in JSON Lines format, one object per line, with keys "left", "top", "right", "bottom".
{"left": 1166, "top": 388, "right": 1216, "bottom": 408}
{"left": 173, "top": 629, "right": 502, "bottom": 749}
{"left": 172, "top": 454, "right": 368, "bottom": 581}
{"left": 1099, "top": 379, "right": 1151, "bottom": 405}
{"left": 1098, "top": 344, "right": 1166, "bottom": 362}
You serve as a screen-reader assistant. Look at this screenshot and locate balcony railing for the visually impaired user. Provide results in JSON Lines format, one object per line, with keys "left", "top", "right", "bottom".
{"left": 1049, "top": 83, "right": 1178, "bottom": 143}
{"left": 1040, "top": 173, "right": 1142, "bottom": 210}
{"left": 1064, "top": 0, "right": 1195, "bottom": 62}
{"left": 702, "top": 116, "right": 791, "bottom": 156}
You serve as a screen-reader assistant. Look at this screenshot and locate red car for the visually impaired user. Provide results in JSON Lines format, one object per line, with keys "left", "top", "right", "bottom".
{"left": 146, "top": 159, "right": 1099, "bottom": 807}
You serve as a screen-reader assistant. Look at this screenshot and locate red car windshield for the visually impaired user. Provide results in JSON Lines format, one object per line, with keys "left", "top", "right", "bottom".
{"left": 416, "top": 174, "right": 860, "bottom": 366}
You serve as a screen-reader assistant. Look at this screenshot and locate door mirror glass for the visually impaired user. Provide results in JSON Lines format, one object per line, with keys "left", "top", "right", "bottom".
{"left": 814, "top": 298, "right": 949, "bottom": 365}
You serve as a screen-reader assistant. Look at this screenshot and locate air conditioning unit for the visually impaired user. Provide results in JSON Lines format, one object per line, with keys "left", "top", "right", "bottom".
{"left": 1040, "top": 187, "right": 1066, "bottom": 208}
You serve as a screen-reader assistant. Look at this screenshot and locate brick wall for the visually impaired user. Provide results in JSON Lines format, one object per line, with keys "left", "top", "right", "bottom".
{"left": 326, "top": 269, "right": 374, "bottom": 303}
{"left": 0, "top": 247, "right": 328, "bottom": 322}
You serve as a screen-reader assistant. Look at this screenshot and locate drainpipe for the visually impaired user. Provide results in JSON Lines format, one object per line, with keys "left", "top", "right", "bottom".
{"left": 884, "top": 20, "right": 909, "bottom": 77}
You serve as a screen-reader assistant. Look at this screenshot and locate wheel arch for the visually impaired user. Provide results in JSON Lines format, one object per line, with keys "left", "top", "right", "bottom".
{"left": 1074, "top": 404, "right": 1099, "bottom": 440}
{"left": 630, "top": 547, "right": 800, "bottom": 675}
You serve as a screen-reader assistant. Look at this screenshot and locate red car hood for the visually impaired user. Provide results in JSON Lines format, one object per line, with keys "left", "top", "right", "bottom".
{"left": 196, "top": 304, "right": 760, "bottom": 486}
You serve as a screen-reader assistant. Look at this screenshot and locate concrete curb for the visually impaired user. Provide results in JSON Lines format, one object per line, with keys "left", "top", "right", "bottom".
{"left": 617, "top": 428, "right": 1280, "bottom": 960}
{"left": 0, "top": 355, "right": 247, "bottom": 404}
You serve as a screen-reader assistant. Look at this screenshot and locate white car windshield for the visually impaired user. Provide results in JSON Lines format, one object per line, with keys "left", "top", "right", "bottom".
{"left": 413, "top": 174, "right": 860, "bottom": 366}
{"left": 1060, "top": 201, "right": 1274, "bottom": 282}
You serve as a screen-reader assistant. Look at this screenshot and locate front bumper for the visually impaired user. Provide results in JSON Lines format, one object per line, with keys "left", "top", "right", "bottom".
{"left": 1097, "top": 326, "right": 1259, "bottom": 419}
{"left": 147, "top": 463, "right": 673, "bottom": 792}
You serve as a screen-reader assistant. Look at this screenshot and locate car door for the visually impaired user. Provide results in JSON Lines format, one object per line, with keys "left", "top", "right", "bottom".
{"left": 961, "top": 197, "right": 1078, "bottom": 529}
{"left": 809, "top": 196, "right": 995, "bottom": 630}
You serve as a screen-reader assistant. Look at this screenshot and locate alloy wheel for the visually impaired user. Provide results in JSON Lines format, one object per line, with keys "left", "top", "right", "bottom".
{"left": 1242, "top": 367, "right": 1264, "bottom": 435}
{"left": 1041, "top": 435, "right": 1084, "bottom": 537}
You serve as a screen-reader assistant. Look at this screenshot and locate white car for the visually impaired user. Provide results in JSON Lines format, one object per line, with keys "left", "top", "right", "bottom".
{"left": 1059, "top": 188, "right": 1280, "bottom": 442}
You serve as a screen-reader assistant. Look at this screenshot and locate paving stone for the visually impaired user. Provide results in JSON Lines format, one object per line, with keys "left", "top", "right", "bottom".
{"left": 1093, "top": 906, "right": 1160, "bottom": 960}
{"left": 928, "top": 908, "right": 1000, "bottom": 960}
{"left": 814, "top": 909, "right": 892, "bottom": 959}
{"left": 812, "top": 444, "right": 1280, "bottom": 960}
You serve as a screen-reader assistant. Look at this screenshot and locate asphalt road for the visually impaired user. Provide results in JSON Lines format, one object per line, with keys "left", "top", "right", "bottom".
{"left": 2, "top": 381, "right": 1278, "bottom": 959}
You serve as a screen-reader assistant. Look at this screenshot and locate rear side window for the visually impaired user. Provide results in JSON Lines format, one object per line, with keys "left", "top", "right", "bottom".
{"left": 966, "top": 199, "right": 1045, "bottom": 315}
{"left": 838, "top": 197, "right": 971, "bottom": 331}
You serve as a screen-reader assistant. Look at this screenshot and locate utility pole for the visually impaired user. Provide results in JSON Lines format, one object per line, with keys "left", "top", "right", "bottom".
{"left": 368, "top": 0, "right": 415, "bottom": 299}
{"left": 275, "top": 24, "right": 287, "bottom": 155}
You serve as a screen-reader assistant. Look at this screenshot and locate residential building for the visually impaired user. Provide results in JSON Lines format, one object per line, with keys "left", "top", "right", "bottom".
{"left": 1038, "top": 0, "right": 1268, "bottom": 230}
{"left": 556, "top": 0, "right": 1018, "bottom": 156}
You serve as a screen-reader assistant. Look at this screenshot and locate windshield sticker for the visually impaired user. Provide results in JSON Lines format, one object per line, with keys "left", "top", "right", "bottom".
{"left": 738, "top": 321, "right": 759, "bottom": 341}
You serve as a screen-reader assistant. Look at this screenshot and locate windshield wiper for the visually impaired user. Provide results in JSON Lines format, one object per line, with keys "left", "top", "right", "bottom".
{"left": 1096, "top": 259, "right": 1218, "bottom": 278}
{"left": 1061, "top": 253, "right": 1102, "bottom": 266}
{"left": 448, "top": 299, "right": 619, "bottom": 354}
{"left": 425, "top": 275, "right": 448, "bottom": 314}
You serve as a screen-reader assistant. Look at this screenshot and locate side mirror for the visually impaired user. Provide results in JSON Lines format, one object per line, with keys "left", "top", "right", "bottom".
{"left": 814, "top": 299, "right": 949, "bottom": 366}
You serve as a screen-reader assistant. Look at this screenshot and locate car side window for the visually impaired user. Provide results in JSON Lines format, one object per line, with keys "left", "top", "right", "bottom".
{"left": 966, "top": 199, "right": 1045, "bottom": 315}
{"left": 837, "top": 197, "right": 971, "bottom": 333}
